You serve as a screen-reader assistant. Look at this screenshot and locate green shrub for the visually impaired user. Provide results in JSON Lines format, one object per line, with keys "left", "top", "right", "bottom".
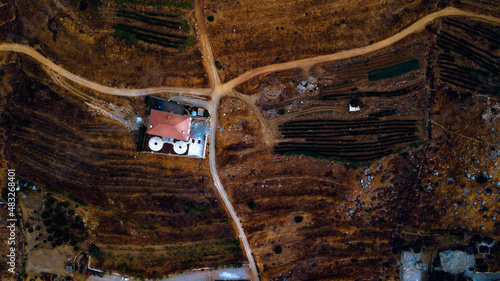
{"left": 117, "top": 262, "right": 130, "bottom": 273}
{"left": 476, "top": 175, "right": 489, "bottom": 184}
{"left": 182, "top": 20, "right": 190, "bottom": 32}
{"left": 274, "top": 246, "right": 282, "bottom": 254}
{"left": 441, "top": 233, "right": 464, "bottom": 244}
{"left": 89, "top": 244, "right": 104, "bottom": 260}
{"left": 136, "top": 125, "right": 147, "bottom": 152}
{"left": 215, "top": 60, "right": 223, "bottom": 70}
{"left": 247, "top": 201, "right": 257, "bottom": 210}
{"left": 349, "top": 98, "right": 361, "bottom": 107}
{"left": 368, "top": 59, "right": 420, "bottom": 81}
{"left": 182, "top": 201, "right": 210, "bottom": 216}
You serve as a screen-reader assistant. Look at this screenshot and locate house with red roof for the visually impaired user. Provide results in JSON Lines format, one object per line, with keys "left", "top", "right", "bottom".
{"left": 141, "top": 100, "right": 210, "bottom": 158}
{"left": 147, "top": 110, "right": 192, "bottom": 141}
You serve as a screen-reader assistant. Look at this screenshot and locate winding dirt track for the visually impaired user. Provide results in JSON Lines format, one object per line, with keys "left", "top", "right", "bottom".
{"left": 195, "top": 0, "right": 221, "bottom": 87}
{"left": 222, "top": 7, "right": 500, "bottom": 90}
{"left": 207, "top": 95, "right": 260, "bottom": 281}
{"left": 0, "top": 44, "right": 211, "bottom": 97}
{"left": 2, "top": 7, "right": 500, "bottom": 281}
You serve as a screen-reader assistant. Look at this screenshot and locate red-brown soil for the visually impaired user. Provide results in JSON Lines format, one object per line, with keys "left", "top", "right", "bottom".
{"left": 0, "top": 56, "right": 243, "bottom": 278}
{"left": 204, "top": 0, "right": 499, "bottom": 83}
{"left": 215, "top": 18, "right": 500, "bottom": 280}
{"left": 0, "top": 0, "right": 207, "bottom": 88}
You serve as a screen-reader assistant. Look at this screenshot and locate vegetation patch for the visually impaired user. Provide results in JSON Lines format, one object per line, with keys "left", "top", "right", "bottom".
{"left": 368, "top": 59, "right": 420, "bottom": 81}
{"left": 322, "top": 84, "right": 422, "bottom": 100}
{"left": 274, "top": 246, "right": 283, "bottom": 254}
{"left": 247, "top": 201, "right": 257, "bottom": 210}
{"left": 441, "top": 233, "right": 465, "bottom": 244}
{"left": 182, "top": 201, "right": 211, "bottom": 216}
{"left": 40, "top": 196, "right": 87, "bottom": 249}
{"left": 99, "top": 238, "right": 243, "bottom": 277}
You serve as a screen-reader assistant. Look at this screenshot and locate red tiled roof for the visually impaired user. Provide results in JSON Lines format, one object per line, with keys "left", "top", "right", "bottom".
{"left": 147, "top": 110, "right": 191, "bottom": 141}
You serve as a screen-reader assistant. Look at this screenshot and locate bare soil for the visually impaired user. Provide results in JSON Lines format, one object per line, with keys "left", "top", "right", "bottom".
{"left": 203, "top": 0, "right": 499, "bottom": 83}
{"left": 215, "top": 19, "right": 500, "bottom": 280}
{"left": 0, "top": 0, "right": 208, "bottom": 88}
{"left": 236, "top": 32, "right": 432, "bottom": 120}
{"left": 0, "top": 57, "right": 243, "bottom": 278}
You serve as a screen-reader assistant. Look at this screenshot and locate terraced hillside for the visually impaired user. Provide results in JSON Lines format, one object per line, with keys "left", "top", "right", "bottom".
{"left": 216, "top": 96, "right": 422, "bottom": 281}
{"left": 276, "top": 117, "right": 423, "bottom": 162}
{"left": 215, "top": 18, "right": 500, "bottom": 280}
{"left": 0, "top": 58, "right": 243, "bottom": 278}
{"left": 235, "top": 36, "right": 430, "bottom": 122}
{"left": 0, "top": 0, "right": 207, "bottom": 88}
{"left": 112, "top": 8, "right": 194, "bottom": 50}
{"left": 203, "top": 0, "right": 440, "bottom": 82}
{"left": 216, "top": 78, "right": 500, "bottom": 281}
{"left": 435, "top": 18, "right": 500, "bottom": 95}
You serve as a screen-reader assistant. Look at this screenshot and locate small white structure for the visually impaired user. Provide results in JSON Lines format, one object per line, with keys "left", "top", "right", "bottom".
{"left": 173, "top": 141, "right": 188, "bottom": 155}
{"left": 148, "top": 137, "right": 164, "bottom": 152}
{"left": 400, "top": 251, "right": 426, "bottom": 281}
{"left": 349, "top": 104, "right": 360, "bottom": 112}
{"left": 439, "top": 250, "right": 475, "bottom": 274}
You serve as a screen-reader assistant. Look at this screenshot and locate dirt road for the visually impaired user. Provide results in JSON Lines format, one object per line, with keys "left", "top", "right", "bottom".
{"left": 168, "top": 94, "right": 260, "bottom": 281}
{"left": 2, "top": 7, "right": 500, "bottom": 281}
{"left": 2, "top": 8, "right": 498, "bottom": 98}
{"left": 195, "top": 0, "right": 221, "bottom": 87}
{"left": 223, "top": 7, "right": 500, "bottom": 89}
{"left": 208, "top": 95, "right": 260, "bottom": 281}
{"left": 0, "top": 44, "right": 211, "bottom": 97}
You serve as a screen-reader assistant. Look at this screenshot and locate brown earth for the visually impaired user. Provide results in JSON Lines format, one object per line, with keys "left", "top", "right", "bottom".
{"left": 203, "top": 0, "right": 500, "bottom": 83}
{"left": 236, "top": 31, "right": 432, "bottom": 120}
{"left": 0, "top": 55, "right": 244, "bottom": 278}
{"left": 1, "top": 2, "right": 500, "bottom": 281}
{"left": 216, "top": 89, "right": 500, "bottom": 281}
{"left": 215, "top": 18, "right": 500, "bottom": 281}
{"left": 0, "top": 0, "right": 208, "bottom": 88}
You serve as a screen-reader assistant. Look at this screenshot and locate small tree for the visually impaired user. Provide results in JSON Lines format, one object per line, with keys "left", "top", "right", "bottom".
{"left": 274, "top": 246, "right": 283, "bottom": 254}
{"left": 476, "top": 175, "right": 489, "bottom": 184}
{"left": 89, "top": 244, "right": 104, "bottom": 260}
{"left": 145, "top": 96, "right": 156, "bottom": 107}
{"left": 247, "top": 201, "right": 257, "bottom": 210}
{"left": 215, "top": 61, "right": 224, "bottom": 70}
{"left": 350, "top": 98, "right": 361, "bottom": 107}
